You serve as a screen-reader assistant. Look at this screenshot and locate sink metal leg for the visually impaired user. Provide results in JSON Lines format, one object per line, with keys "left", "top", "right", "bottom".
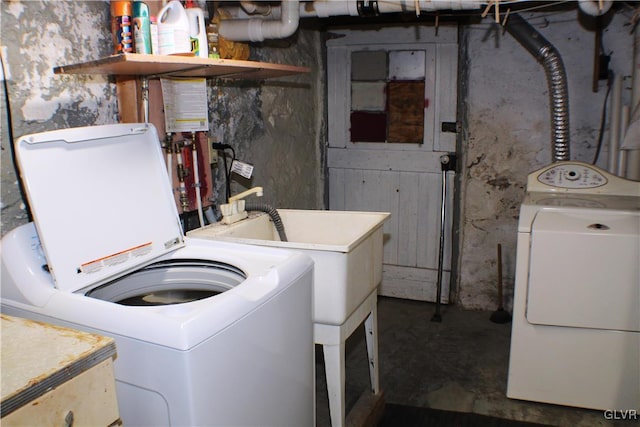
{"left": 364, "top": 305, "right": 379, "bottom": 394}
{"left": 323, "top": 342, "right": 346, "bottom": 427}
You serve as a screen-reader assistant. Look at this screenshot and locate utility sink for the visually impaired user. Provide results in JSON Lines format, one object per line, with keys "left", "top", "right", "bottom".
{"left": 188, "top": 209, "right": 390, "bottom": 326}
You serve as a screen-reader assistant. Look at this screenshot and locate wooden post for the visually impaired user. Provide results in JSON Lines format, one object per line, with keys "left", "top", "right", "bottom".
{"left": 115, "top": 76, "right": 143, "bottom": 123}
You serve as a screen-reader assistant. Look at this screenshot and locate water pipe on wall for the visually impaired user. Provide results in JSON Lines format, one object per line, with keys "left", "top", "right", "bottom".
{"left": 219, "top": 0, "right": 300, "bottom": 42}
{"left": 219, "top": 0, "right": 482, "bottom": 41}
{"left": 239, "top": 1, "right": 272, "bottom": 16}
{"left": 505, "top": 13, "right": 571, "bottom": 162}
{"left": 164, "top": 133, "right": 174, "bottom": 185}
{"left": 191, "top": 133, "right": 205, "bottom": 228}
{"left": 300, "top": 0, "right": 481, "bottom": 17}
{"left": 175, "top": 141, "right": 189, "bottom": 212}
{"left": 609, "top": 75, "right": 622, "bottom": 174}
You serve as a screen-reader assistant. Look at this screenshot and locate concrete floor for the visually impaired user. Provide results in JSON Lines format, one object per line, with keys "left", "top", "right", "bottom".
{"left": 315, "top": 297, "right": 625, "bottom": 427}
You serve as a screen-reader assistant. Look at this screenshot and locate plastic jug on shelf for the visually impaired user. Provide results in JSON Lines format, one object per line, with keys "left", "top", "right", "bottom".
{"left": 186, "top": 7, "right": 208, "bottom": 58}
{"left": 157, "top": 0, "right": 191, "bottom": 56}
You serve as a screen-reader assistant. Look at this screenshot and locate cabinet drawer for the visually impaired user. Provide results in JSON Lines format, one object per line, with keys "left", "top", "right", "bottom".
{"left": 2, "top": 358, "right": 120, "bottom": 427}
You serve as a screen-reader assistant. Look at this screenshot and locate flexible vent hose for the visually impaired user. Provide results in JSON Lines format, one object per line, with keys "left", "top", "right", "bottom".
{"left": 505, "top": 14, "right": 570, "bottom": 162}
{"left": 244, "top": 202, "right": 288, "bottom": 242}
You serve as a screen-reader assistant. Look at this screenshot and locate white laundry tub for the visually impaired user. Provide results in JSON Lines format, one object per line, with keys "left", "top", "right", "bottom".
{"left": 189, "top": 209, "right": 389, "bottom": 325}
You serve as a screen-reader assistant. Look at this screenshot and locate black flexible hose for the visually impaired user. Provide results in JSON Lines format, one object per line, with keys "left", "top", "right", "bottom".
{"left": 244, "top": 202, "right": 288, "bottom": 242}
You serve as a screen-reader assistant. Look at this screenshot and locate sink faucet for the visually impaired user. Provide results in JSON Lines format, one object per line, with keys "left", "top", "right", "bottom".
{"left": 229, "top": 186, "right": 263, "bottom": 203}
{"left": 220, "top": 186, "right": 263, "bottom": 225}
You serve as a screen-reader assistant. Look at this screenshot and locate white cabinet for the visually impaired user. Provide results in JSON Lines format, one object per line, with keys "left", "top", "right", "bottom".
{"left": 1, "top": 315, "right": 119, "bottom": 426}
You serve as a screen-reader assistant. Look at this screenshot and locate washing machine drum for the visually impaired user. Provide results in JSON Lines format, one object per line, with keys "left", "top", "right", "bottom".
{"left": 87, "top": 259, "right": 246, "bottom": 306}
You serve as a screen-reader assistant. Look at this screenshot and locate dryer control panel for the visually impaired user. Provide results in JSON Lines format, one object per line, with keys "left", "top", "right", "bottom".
{"left": 537, "top": 163, "right": 607, "bottom": 189}
{"left": 526, "top": 161, "right": 640, "bottom": 196}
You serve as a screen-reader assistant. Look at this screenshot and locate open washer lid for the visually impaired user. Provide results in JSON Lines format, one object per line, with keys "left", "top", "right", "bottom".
{"left": 16, "top": 123, "right": 184, "bottom": 292}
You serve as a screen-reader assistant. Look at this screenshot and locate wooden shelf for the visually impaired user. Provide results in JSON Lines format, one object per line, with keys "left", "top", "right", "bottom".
{"left": 54, "top": 53, "right": 310, "bottom": 80}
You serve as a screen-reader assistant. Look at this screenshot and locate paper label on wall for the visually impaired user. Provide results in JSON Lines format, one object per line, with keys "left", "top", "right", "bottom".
{"left": 231, "top": 160, "right": 254, "bottom": 179}
{"left": 161, "top": 78, "right": 209, "bottom": 132}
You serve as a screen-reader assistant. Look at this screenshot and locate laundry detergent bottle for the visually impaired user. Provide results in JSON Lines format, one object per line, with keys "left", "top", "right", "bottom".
{"left": 157, "top": 0, "right": 191, "bottom": 56}
{"left": 186, "top": 7, "right": 208, "bottom": 58}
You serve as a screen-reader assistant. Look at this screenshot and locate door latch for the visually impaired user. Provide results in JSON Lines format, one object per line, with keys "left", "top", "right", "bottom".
{"left": 441, "top": 122, "right": 458, "bottom": 133}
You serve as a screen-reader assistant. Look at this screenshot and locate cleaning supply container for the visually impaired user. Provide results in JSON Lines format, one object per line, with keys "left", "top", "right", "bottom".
{"left": 111, "top": 1, "right": 134, "bottom": 54}
{"left": 186, "top": 7, "right": 208, "bottom": 58}
{"left": 157, "top": 0, "right": 191, "bottom": 56}
{"left": 133, "top": 1, "right": 151, "bottom": 54}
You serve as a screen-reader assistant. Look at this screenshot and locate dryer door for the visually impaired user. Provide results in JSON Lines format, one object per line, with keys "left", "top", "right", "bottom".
{"left": 526, "top": 209, "right": 640, "bottom": 332}
{"left": 16, "top": 123, "right": 184, "bottom": 293}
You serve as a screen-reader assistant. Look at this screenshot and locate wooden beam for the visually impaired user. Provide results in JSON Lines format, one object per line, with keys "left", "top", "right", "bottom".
{"left": 115, "top": 76, "right": 143, "bottom": 123}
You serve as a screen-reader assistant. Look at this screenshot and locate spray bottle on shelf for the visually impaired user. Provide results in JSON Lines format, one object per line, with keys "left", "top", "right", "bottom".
{"left": 132, "top": 1, "right": 152, "bottom": 54}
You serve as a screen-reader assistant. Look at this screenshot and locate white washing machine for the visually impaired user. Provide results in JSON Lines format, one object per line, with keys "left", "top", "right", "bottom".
{"left": 0, "top": 123, "right": 315, "bottom": 426}
{"left": 507, "top": 161, "right": 639, "bottom": 410}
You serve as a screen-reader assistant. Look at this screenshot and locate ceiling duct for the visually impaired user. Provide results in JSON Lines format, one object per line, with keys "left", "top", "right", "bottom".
{"left": 505, "top": 13, "right": 571, "bottom": 162}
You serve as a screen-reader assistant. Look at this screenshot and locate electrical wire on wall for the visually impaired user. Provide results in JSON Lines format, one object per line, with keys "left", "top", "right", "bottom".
{"left": 1, "top": 51, "right": 33, "bottom": 223}
{"left": 592, "top": 71, "right": 614, "bottom": 165}
{"left": 591, "top": 18, "right": 614, "bottom": 166}
{"left": 211, "top": 142, "right": 236, "bottom": 203}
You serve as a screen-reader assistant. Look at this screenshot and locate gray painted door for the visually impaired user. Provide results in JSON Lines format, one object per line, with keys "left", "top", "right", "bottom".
{"left": 327, "top": 26, "right": 458, "bottom": 302}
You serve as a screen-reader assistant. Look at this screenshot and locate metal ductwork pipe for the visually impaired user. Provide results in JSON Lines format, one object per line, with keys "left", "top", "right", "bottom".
{"left": 505, "top": 13, "right": 571, "bottom": 162}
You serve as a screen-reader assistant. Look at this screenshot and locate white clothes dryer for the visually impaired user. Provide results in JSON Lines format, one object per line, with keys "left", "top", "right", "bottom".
{"left": 507, "top": 161, "right": 639, "bottom": 410}
{"left": 0, "top": 123, "right": 315, "bottom": 426}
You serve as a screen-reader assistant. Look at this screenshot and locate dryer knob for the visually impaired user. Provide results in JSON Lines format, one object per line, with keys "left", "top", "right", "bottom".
{"left": 565, "top": 170, "right": 581, "bottom": 181}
